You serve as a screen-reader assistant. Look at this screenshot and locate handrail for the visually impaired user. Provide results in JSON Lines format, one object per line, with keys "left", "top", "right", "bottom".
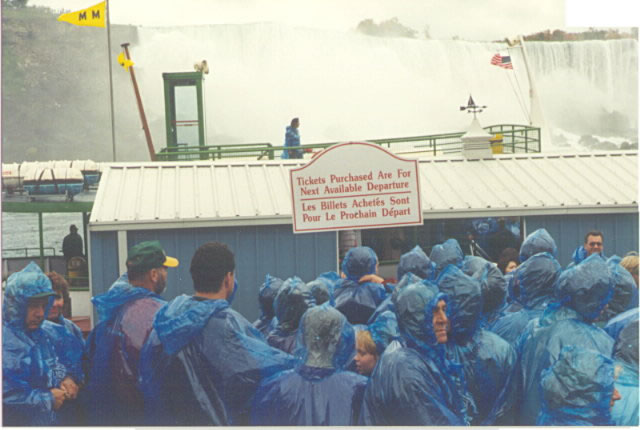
{"left": 155, "top": 124, "right": 541, "bottom": 161}
{"left": 2, "top": 247, "right": 57, "bottom": 257}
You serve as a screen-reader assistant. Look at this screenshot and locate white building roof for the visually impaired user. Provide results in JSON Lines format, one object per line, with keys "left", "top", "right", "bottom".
{"left": 89, "top": 151, "right": 638, "bottom": 231}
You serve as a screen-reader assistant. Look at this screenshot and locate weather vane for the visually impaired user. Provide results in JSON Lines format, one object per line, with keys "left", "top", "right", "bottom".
{"left": 459, "top": 95, "right": 487, "bottom": 119}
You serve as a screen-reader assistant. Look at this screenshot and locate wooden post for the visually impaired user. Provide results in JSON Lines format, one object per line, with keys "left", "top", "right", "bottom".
{"left": 121, "top": 43, "right": 157, "bottom": 161}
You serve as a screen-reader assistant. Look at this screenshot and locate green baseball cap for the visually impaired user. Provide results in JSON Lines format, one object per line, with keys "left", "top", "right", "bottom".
{"left": 126, "top": 241, "right": 179, "bottom": 273}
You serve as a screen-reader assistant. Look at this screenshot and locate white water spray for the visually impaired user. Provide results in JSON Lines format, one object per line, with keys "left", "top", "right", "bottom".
{"left": 126, "top": 24, "right": 637, "bottom": 153}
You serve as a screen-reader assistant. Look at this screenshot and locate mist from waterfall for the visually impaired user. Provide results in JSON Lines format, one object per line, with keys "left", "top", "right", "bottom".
{"left": 128, "top": 24, "right": 637, "bottom": 152}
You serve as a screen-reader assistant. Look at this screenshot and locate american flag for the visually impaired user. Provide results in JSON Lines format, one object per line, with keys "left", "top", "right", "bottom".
{"left": 490, "top": 53, "right": 513, "bottom": 69}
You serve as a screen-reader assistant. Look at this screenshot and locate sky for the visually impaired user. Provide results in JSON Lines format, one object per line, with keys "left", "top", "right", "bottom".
{"left": 27, "top": 0, "right": 639, "bottom": 41}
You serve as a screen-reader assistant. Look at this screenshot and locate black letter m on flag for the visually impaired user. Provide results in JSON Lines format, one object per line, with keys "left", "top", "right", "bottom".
{"left": 92, "top": 10, "right": 100, "bottom": 19}
{"left": 78, "top": 11, "right": 87, "bottom": 20}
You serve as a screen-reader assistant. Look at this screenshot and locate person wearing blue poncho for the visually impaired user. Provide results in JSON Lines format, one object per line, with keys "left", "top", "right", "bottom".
{"left": 307, "top": 276, "right": 335, "bottom": 306}
{"left": 605, "top": 306, "right": 639, "bottom": 340}
{"left": 2, "top": 262, "right": 78, "bottom": 426}
{"left": 40, "top": 271, "right": 86, "bottom": 425}
{"left": 516, "top": 253, "right": 616, "bottom": 425}
{"left": 361, "top": 280, "right": 467, "bottom": 425}
{"left": 537, "top": 346, "right": 620, "bottom": 425}
{"left": 488, "top": 252, "right": 561, "bottom": 344}
{"left": 571, "top": 230, "right": 605, "bottom": 266}
{"left": 367, "top": 246, "right": 434, "bottom": 325}
{"left": 461, "top": 255, "right": 508, "bottom": 327}
{"left": 595, "top": 256, "right": 639, "bottom": 325}
{"left": 139, "top": 242, "right": 295, "bottom": 426}
{"left": 437, "top": 265, "right": 518, "bottom": 425}
{"left": 83, "top": 241, "right": 178, "bottom": 425}
{"left": 252, "top": 274, "right": 284, "bottom": 337}
{"left": 333, "top": 246, "right": 387, "bottom": 324}
{"left": 266, "top": 277, "right": 314, "bottom": 354}
{"left": 251, "top": 304, "right": 367, "bottom": 425}
{"left": 429, "top": 238, "right": 465, "bottom": 277}
{"left": 397, "top": 245, "right": 436, "bottom": 282}
{"left": 611, "top": 319, "right": 639, "bottom": 426}
{"left": 519, "top": 227, "right": 558, "bottom": 262}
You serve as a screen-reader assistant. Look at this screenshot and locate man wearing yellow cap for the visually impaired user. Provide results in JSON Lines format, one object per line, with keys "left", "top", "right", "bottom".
{"left": 84, "top": 241, "right": 178, "bottom": 426}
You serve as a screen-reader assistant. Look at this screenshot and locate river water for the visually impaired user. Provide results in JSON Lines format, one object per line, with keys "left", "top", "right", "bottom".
{"left": 2, "top": 212, "right": 85, "bottom": 258}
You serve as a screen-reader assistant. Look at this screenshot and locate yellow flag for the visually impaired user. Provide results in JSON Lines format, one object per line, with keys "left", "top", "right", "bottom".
{"left": 117, "top": 52, "right": 134, "bottom": 71}
{"left": 57, "top": 1, "right": 106, "bottom": 27}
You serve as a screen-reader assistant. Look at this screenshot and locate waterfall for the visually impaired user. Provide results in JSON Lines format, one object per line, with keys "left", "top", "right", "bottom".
{"left": 126, "top": 23, "right": 637, "bottom": 152}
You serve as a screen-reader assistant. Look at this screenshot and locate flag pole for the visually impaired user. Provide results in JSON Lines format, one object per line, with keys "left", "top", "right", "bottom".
{"left": 106, "top": 0, "right": 117, "bottom": 161}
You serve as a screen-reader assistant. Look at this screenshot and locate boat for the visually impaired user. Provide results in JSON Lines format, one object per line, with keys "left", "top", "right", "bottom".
{"left": 22, "top": 165, "right": 84, "bottom": 196}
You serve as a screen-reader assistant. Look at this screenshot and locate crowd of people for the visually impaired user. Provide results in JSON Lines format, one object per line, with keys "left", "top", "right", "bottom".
{"left": 3, "top": 228, "right": 639, "bottom": 426}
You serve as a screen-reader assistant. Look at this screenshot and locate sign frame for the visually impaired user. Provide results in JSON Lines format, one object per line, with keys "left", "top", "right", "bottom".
{"left": 290, "top": 142, "right": 423, "bottom": 233}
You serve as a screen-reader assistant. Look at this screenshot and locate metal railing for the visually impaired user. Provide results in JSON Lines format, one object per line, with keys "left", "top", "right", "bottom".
{"left": 2, "top": 247, "right": 57, "bottom": 257}
{"left": 155, "top": 124, "right": 541, "bottom": 161}
{"left": 156, "top": 142, "right": 275, "bottom": 161}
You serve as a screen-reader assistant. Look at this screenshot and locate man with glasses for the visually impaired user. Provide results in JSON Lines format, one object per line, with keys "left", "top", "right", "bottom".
{"left": 571, "top": 230, "right": 605, "bottom": 266}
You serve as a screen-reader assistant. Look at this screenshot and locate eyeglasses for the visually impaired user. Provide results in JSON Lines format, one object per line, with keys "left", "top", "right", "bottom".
{"left": 587, "top": 242, "right": 603, "bottom": 247}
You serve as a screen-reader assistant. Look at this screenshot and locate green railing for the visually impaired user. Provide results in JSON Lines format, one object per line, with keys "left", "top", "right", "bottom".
{"left": 157, "top": 142, "right": 275, "bottom": 161}
{"left": 2, "top": 247, "right": 57, "bottom": 258}
{"left": 155, "top": 124, "right": 541, "bottom": 161}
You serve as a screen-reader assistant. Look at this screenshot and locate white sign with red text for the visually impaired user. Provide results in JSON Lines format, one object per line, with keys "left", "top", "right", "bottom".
{"left": 290, "top": 142, "right": 423, "bottom": 233}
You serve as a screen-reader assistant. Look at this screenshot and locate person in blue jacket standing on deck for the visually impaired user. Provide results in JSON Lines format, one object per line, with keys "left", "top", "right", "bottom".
{"left": 83, "top": 241, "right": 178, "bottom": 425}
{"left": 2, "top": 262, "right": 79, "bottom": 426}
{"left": 139, "top": 242, "right": 296, "bottom": 426}
{"left": 333, "top": 246, "right": 387, "bottom": 325}
{"left": 251, "top": 304, "right": 367, "bottom": 425}
{"left": 282, "top": 117, "right": 302, "bottom": 159}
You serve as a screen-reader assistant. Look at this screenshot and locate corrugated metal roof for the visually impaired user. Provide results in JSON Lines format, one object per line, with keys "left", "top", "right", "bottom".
{"left": 89, "top": 152, "right": 638, "bottom": 231}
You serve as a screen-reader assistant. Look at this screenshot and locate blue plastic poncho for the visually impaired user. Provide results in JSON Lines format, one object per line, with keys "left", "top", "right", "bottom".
{"left": 519, "top": 228, "right": 557, "bottom": 262}
{"left": 437, "top": 265, "right": 518, "bottom": 425}
{"left": 252, "top": 274, "right": 284, "bottom": 337}
{"left": 360, "top": 281, "right": 466, "bottom": 425}
{"left": 605, "top": 307, "right": 639, "bottom": 340}
{"left": 41, "top": 314, "right": 86, "bottom": 426}
{"left": 367, "top": 272, "right": 421, "bottom": 325}
{"left": 397, "top": 245, "right": 436, "bottom": 281}
{"left": 537, "top": 346, "right": 615, "bottom": 426}
{"left": 83, "top": 272, "right": 166, "bottom": 425}
{"left": 139, "top": 294, "right": 296, "bottom": 426}
{"left": 611, "top": 321, "right": 639, "bottom": 426}
{"left": 596, "top": 259, "right": 639, "bottom": 323}
{"left": 367, "top": 310, "right": 400, "bottom": 354}
{"left": 266, "top": 277, "right": 314, "bottom": 354}
{"left": 488, "top": 252, "right": 561, "bottom": 343}
{"left": 307, "top": 276, "right": 335, "bottom": 306}
{"left": 281, "top": 124, "right": 302, "bottom": 159}
{"left": 461, "top": 255, "right": 507, "bottom": 326}
{"left": 251, "top": 304, "right": 367, "bottom": 425}
{"left": 429, "top": 238, "right": 464, "bottom": 274}
{"left": 334, "top": 247, "right": 386, "bottom": 324}
{"left": 2, "top": 262, "right": 66, "bottom": 426}
{"left": 516, "top": 254, "right": 615, "bottom": 425}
